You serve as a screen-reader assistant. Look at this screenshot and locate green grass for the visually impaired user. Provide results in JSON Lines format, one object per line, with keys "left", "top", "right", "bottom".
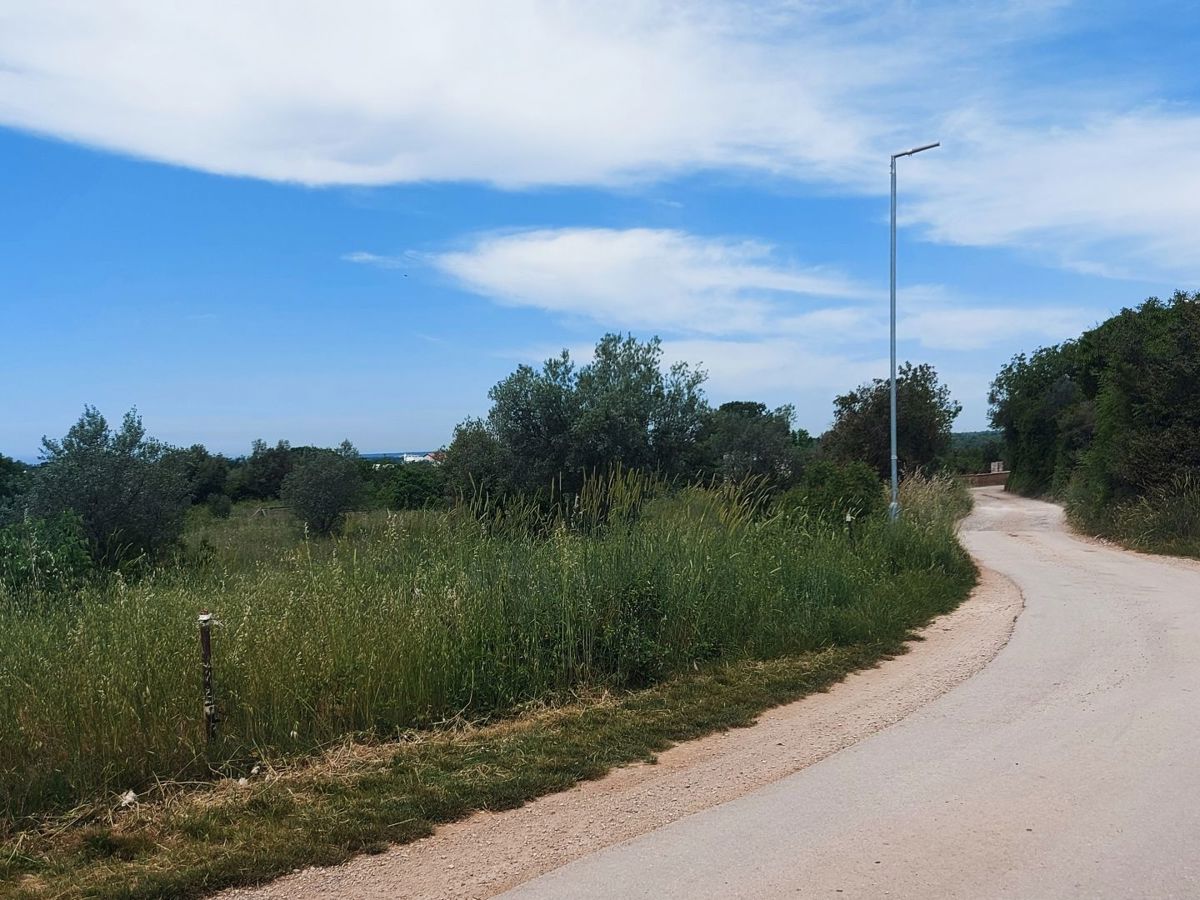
{"left": 0, "top": 473, "right": 975, "bottom": 897}
{"left": 1067, "top": 473, "right": 1200, "bottom": 559}
{"left": 4, "top": 644, "right": 937, "bottom": 899}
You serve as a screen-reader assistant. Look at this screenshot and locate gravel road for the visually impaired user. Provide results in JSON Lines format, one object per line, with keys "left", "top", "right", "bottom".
{"left": 502, "top": 488, "right": 1200, "bottom": 899}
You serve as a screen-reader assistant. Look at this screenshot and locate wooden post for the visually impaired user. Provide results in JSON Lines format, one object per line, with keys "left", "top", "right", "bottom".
{"left": 198, "top": 612, "right": 217, "bottom": 742}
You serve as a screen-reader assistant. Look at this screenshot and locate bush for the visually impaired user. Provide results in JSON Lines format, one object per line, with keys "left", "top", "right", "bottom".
{"left": 0, "top": 512, "right": 92, "bottom": 597}
{"left": 780, "top": 460, "right": 885, "bottom": 524}
{"left": 30, "top": 407, "right": 191, "bottom": 567}
{"left": 1095, "top": 473, "right": 1200, "bottom": 555}
{"left": 205, "top": 493, "right": 233, "bottom": 519}
{"left": 388, "top": 463, "right": 447, "bottom": 510}
{"left": 280, "top": 445, "right": 363, "bottom": 535}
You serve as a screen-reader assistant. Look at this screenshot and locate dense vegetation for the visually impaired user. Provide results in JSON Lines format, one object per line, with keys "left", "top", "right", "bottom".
{"left": 0, "top": 332, "right": 975, "bottom": 841}
{"left": 990, "top": 290, "right": 1200, "bottom": 553}
{"left": 0, "top": 471, "right": 971, "bottom": 826}
{"left": 822, "top": 362, "right": 962, "bottom": 478}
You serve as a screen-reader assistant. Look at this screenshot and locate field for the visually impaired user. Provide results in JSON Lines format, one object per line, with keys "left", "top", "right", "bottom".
{"left": 0, "top": 474, "right": 975, "bottom": 896}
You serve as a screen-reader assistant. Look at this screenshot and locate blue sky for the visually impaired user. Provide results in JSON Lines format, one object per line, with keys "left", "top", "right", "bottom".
{"left": 2, "top": 1, "right": 1198, "bottom": 460}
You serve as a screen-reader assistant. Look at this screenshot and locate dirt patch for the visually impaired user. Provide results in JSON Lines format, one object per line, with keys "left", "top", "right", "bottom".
{"left": 219, "top": 565, "right": 1022, "bottom": 900}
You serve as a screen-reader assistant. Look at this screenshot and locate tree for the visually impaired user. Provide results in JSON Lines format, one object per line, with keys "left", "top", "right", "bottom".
{"left": 165, "top": 443, "right": 230, "bottom": 503}
{"left": 0, "top": 454, "right": 31, "bottom": 524}
{"left": 698, "top": 401, "right": 809, "bottom": 487}
{"left": 988, "top": 344, "right": 1083, "bottom": 495}
{"left": 823, "top": 362, "right": 961, "bottom": 479}
{"left": 29, "top": 407, "right": 191, "bottom": 566}
{"left": 387, "top": 462, "right": 447, "bottom": 510}
{"left": 441, "top": 418, "right": 515, "bottom": 499}
{"left": 280, "top": 442, "right": 363, "bottom": 535}
{"left": 569, "top": 334, "right": 708, "bottom": 481}
{"left": 992, "top": 291, "right": 1200, "bottom": 521}
{"left": 227, "top": 439, "right": 293, "bottom": 501}
{"left": 450, "top": 334, "right": 710, "bottom": 495}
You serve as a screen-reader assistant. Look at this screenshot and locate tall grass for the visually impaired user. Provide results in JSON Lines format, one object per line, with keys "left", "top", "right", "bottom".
{"left": 1075, "top": 472, "right": 1200, "bottom": 558}
{"left": 0, "top": 473, "right": 973, "bottom": 825}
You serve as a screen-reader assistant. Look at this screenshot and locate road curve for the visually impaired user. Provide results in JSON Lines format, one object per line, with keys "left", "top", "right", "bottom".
{"left": 501, "top": 488, "right": 1200, "bottom": 899}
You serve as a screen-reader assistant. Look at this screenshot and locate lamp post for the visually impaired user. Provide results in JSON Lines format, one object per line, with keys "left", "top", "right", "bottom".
{"left": 889, "top": 141, "right": 939, "bottom": 522}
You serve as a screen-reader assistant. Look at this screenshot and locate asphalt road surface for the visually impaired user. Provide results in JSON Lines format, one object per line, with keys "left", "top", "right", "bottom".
{"left": 501, "top": 488, "right": 1200, "bottom": 899}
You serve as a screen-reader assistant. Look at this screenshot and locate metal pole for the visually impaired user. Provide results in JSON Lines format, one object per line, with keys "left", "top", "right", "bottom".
{"left": 887, "top": 141, "right": 938, "bottom": 524}
{"left": 889, "top": 155, "right": 899, "bottom": 522}
{"left": 199, "top": 612, "right": 217, "bottom": 742}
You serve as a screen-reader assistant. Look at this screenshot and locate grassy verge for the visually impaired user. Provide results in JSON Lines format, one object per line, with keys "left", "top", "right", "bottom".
{"left": 4, "top": 641, "right": 938, "bottom": 899}
{"left": 0, "top": 474, "right": 975, "bottom": 897}
{"left": 1066, "top": 473, "right": 1200, "bottom": 560}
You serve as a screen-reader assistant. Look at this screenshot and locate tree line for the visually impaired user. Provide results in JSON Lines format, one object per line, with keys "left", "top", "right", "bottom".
{"left": 1, "top": 332, "right": 966, "bottom": 585}
{"left": 989, "top": 290, "right": 1200, "bottom": 546}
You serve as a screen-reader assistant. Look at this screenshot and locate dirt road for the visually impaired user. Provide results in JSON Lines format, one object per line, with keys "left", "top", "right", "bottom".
{"left": 501, "top": 488, "right": 1200, "bottom": 898}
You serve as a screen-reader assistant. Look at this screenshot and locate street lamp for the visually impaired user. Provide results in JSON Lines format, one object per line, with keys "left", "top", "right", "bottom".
{"left": 889, "top": 141, "right": 939, "bottom": 522}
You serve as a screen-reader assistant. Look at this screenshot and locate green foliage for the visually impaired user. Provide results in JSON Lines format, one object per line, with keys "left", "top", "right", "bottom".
{"left": 166, "top": 444, "right": 230, "bottom": 502}
{"left": 29, "top": 407, "right": 191, "bottom": 567}
{"left": 441, "top": 418, "right": 512, "bottom": 499}
{"left": 1105, "top": 473, "right": 1200, "bottom": 557}
{"left": 991, "top": 291, "right": 1200, "bottom": 549}
{"left": 206, "top": 493, "right": 233, "bottom": 519}
{"left": 0, "top": 473, "right": 973, "bottom": 824}
{"left": 823, "top": 362, "right": 962, "bottom": 478}
{"left": 698, "top": 401, "right": 811, "bottom": 487}
{"left": 446, "top": 334, "right": 708, "bottom": 495}
{"left": 280, "top": 443, "right": 363, "bottom": 535}
{"left": 387, "top": 462, "right": 447, "bottom": 510}
{"left": 988, "top": 343, "right": 1085, "bottom": 495}
{"left": 0, "top": 511, "right": 92, "bottom": 597}
{"left": 779, "top": 460, "right": 885, "bottom": 524}
{"left": 942, "top": 431, "right": 1007, "bottom": 474}
{"left": 0, "top": 453, "right": 30, "bottom": 507}
{"left": 227, "top": 439, "right": 293, "bottom": 501}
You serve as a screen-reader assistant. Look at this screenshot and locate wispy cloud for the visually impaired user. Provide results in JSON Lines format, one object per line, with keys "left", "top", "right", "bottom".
{"left": 342, "top": 251, "right": 411, "bottom": 269}
{"left": 433, "top": 227, "right": 869, "bottom": 336}
{"left": 433, "top": 224, "right": 1095, "bottom": 427}
{"left": 432, "top": 226, "right": 1089, "bottom": 351}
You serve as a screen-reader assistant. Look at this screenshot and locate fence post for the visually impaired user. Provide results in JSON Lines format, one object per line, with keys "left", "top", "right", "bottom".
{"left": 198, "top": 612, "right": 217, "bottom": 742}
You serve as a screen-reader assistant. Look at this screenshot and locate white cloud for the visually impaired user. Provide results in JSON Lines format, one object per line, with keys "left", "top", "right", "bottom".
{"left": 433, "top": 226, "right": 1093, "bottom": 352}
{"left": 2, "top": 2, "right": 1199, "bottom": 277}
{"left": 432, "top": 227, "right": 869, "bottom": 335}
{"left": 898, "top": 295, "right": 1095, "bottom": 351}
{"left": 904, "top": 113, "right": 1200, "bottom": 279}
{"left": 341, "top": 251, "right": 409, "bottom": 269}
{"left": 0, "top": 1, "right": 889, "bottom": 187}
{"left": 443, "top": 225, "right": 1099, "bottom": 429}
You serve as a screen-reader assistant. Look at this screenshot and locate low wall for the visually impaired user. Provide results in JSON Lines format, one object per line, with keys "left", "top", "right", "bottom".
{"left": 959, "top": 471, "right": 1009, "bottom": 488}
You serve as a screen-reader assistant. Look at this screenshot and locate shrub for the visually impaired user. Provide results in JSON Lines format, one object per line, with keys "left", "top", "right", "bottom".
{"left": 29, "top": 407, "right": 191, "bottom": 567}
{"left": 388, "top": 463, "right": 447, "bottom": 510}
{"left": 0, "top": 512, "right": 92, "bottom": 597}
{"left": 780, "top": 460, "right": 885, "bottom": 524}
{"left": 1101, "top": 472, "right": 1200, "bottom": 554}
{"left": 205, "top": 493, "right": 233, "bottom": 519}
{"left": 280, "top": 445, "right": 363, "bottom": 535}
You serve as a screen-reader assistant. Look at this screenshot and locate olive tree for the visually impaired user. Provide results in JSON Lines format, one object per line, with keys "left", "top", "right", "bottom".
{"left": 30, "top": 407, "right": 191, "bottom": 566}
{"left": 280, "top": 442, "right": 362, "bottom": 535}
